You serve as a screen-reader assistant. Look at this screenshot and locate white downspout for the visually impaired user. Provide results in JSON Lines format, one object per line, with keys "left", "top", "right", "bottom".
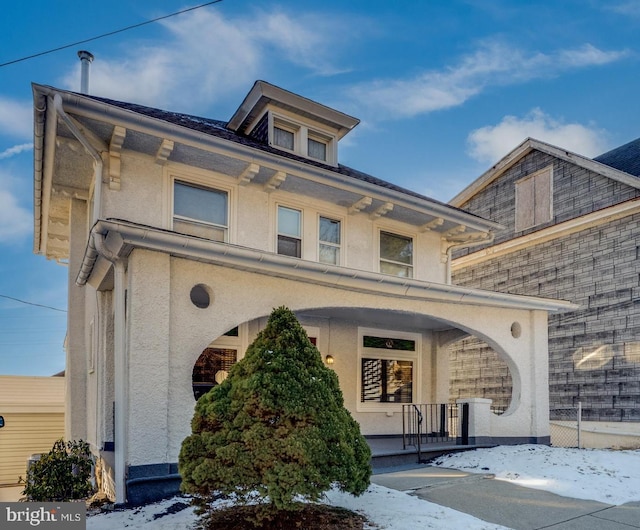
{"left": 445, "top": 233, "right": 494, "bottom": 284}
{"left": 94, "top": 233, "right": 128, "bottom": 505}
{"left": 52, "top": 93, "right": 103, "bottom": 226}
{"left": 54, "top": 93, "right": 124, "bottom": 498}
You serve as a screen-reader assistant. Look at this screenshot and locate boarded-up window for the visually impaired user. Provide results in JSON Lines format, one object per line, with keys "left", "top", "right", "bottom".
{"left": 515, "top": 167, "right": 553, "bottom": 231}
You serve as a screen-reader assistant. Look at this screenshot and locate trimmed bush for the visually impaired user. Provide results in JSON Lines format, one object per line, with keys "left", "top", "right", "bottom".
{"left": 21, "top": 439, "right": 94, "bottom": 502}
{"left": 179, "top": 306, "right": 371, "bottom": 513}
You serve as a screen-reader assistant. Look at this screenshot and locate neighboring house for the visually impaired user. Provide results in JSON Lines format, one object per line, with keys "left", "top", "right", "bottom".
{"left": 449, "top": 137, "right": 640, "bottom": 424}
{"left": 32, "top": 81, "right": 572, "bottom": 505}
{"left": 0, "top": 375, "right": 65, "bottom": 486}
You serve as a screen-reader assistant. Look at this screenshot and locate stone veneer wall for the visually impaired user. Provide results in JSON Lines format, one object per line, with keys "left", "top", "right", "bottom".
{"left": 451, "top": 149, "right": 640, "bottom": 422}
{"left": 453, "top": 212, "right": 640, "bottom": 421}
{"left": 456, "top": 150, "right": 640, "bottom": 255}
{"left": 448, "top": 336, "right": 512, "bottom": 412}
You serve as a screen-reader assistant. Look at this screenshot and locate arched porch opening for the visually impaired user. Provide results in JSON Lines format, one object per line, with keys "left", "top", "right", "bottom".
{"left": 448, "top": 335, "right": 514, "bottom": 415}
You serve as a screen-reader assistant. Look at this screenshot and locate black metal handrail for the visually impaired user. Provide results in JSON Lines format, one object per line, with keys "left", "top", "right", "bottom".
{"left": 402, "top": 403, "right": 460, "bottom": 459}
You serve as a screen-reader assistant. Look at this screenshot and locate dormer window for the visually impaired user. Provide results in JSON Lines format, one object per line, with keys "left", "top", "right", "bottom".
{"left": 308, "top": 134, "right": 328, "bottom": 162}
{"left": 227, "top": 81, "right": 360, "bottom": 168}
{"left": 268, "top": 114, "right": 334, "bottom": 164}
{"left": 273, "top": 122, "right": 296, "bottom": 151}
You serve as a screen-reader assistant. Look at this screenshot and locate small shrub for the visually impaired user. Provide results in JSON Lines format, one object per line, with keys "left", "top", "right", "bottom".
{"left": 21, "top": 439, "right": 94, "bottom": 502}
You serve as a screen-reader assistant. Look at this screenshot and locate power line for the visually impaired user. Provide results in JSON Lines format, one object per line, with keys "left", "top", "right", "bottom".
{"left": 0, "top": 0, "right": 224, "bottom": 68}
{"left": 0, "top": 294, "right": 67, "bottom": 313}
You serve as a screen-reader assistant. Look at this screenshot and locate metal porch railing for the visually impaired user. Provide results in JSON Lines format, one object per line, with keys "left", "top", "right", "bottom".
{"left": 402, "top": 403, "right": 464, "bottom": 462}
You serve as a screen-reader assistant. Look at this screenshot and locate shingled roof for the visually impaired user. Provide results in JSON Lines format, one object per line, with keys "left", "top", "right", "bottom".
{"left": 82, "top": 93, "right": 454, "bottom": 208}
{"left": 594, "top": 137, "right": 640, "bottom": 177}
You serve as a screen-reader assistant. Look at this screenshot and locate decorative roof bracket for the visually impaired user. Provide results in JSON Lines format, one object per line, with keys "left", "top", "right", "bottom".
{"left": 264, "top": 171, "right": 286, "bottom": 191}
{"left": 238, "top": 163, "right": 259, "bottom": 185}
{"left": 109, "top": 126, "right": 127, "bottom": 190}
{"left": 348, "top": 196, "right": 372, "bottom": 215}
{"left": 420, "top": 217, "right": 444, "bottom": 232}
{"left": 155, "top": 138, "right": 174, "bottom": 166}
{"left": 369, "top": 202, "right": 394, "bottom": 219}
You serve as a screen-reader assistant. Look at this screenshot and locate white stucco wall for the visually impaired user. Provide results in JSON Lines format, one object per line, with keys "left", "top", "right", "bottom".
{"left": 113, "top": 248, "right": 550, "bottom": 468}
{"left": 99, "top": 158, "right": 449, "bottom": 283}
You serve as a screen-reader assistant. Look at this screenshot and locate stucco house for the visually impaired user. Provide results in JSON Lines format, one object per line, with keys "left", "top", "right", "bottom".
{"left": 449, "top": 137, "right": 640, "bottom": 426}
{"left": 32, "top": 80, "right": 572, "bottom": 505}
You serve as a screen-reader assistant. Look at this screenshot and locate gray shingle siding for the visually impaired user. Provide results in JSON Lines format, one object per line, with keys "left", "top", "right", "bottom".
{"left": 456, "top": 151, "right": 640, "bottom": 258}
{"left": 451, "top": 207, "right": 640, "bottom": 421}
{"left": 452, "top": 150, "right": 640, "bottom": 422}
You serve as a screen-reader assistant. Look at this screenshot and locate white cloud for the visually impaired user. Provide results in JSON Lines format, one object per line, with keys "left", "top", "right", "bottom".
{"left": 606, "top": 1, "right": 640, "bottom": 16}
{"left": 61, "top": 9, "right": 353, "bottom": 111}
{"left": 348, "top": 41, "right": 629, "bottom": 118}
{"left": 467, "top": 108, "right": 610, "bottom": 163}
{"left": 0, "top": 98, "right": 33, "bottom": 139}
{"left": 260, "top": 11, "right": 353, "bottom": 76}
{"left": 0, "top": 171, "right": 31, "bottom": 244}
{"left": 0, "top": 143, "right": 33, "bottom": 160}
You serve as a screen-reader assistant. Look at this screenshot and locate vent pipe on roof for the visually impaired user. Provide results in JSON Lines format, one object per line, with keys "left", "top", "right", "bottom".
{"left": 77, "top": 50, "right": 94, "bottom": 94}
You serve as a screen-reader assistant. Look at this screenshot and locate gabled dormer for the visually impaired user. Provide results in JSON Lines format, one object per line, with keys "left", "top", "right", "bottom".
{"left": 226, "top": 80, "right": 359, "bottom": 167}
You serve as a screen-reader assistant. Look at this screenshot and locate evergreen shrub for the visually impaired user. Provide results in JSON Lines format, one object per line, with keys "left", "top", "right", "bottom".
{"left": 179, "top": 306, "right": 371, "bottom": 516}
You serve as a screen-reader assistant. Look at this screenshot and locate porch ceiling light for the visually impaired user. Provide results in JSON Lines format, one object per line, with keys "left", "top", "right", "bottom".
{"left": 325, "top": 355, "right": 334, "bottom": 365}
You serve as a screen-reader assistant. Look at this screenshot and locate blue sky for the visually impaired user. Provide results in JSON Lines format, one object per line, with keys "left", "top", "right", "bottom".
{"left": 1, "top": 0, "right": 639, "bottom": 376}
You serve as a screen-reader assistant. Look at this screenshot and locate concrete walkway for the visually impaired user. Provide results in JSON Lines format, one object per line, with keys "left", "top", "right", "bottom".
{"left": 371, "top": 465, "right": 640, "bottom": 529}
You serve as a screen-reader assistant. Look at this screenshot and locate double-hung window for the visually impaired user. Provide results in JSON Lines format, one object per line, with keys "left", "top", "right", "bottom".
{"left": 318, "top": 216, "right": 341, "bottom": 265}
{"left": 277, "top": 206, "right": 302, "bottom": 258}
{"left": 379, "top": 231, "right": 413, "bottom": 278}
{"left": 173, "top": 181, "right": 228, "bottom": 241}
{"left": 308, "top": 132, "right": 329, "bottom": 162}
{"left": 274, "top": 126, "right": 295, "bottom": 151}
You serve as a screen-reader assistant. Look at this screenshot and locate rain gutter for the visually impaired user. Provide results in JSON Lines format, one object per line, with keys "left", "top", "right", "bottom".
{"left": 78, "top": 219, "right": 577, "bottom": 313}
{"left": 34, "top": 85, "right": 502, "bottom": 235}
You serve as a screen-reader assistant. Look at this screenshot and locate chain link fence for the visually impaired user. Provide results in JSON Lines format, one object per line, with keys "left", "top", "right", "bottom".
{"left": 550, "top": 403, "right": 582, "bottom": 448}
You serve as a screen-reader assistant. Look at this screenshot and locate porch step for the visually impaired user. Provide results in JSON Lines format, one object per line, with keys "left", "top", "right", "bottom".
{"left": 366, "top": 436, "right": 491, "bottom": 472}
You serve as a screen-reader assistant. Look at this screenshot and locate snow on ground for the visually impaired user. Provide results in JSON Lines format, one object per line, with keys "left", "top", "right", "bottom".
{"left": 87, "top": 445, "right": 640, "bottom": 529}
{"left": 432, "top": 444, "right": 640, "bottom": 505}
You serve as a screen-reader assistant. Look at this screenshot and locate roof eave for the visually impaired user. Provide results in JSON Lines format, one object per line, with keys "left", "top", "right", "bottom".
{"left": 81, "top": 219, "right": 575, "bottom": 313}
{"left": 36, "top": 84, "right": 500, "bottom": 234}
{"left": 227, "top": 80, "right": 360, "bottom": 138}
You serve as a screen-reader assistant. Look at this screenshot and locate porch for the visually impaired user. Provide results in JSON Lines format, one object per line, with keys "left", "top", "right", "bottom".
{"left": 368, "top": 402, "right": 495, "bottom": 470}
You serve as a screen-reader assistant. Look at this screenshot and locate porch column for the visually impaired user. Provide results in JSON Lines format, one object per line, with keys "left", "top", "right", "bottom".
{"left": 457, "top": 398, "right": 492, "bottom": 445}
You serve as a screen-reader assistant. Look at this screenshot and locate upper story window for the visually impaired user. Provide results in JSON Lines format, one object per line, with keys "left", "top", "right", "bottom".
{"left": 308, "top": 135, "right": 328, "bottom": 162}
{"left": 318, "top": 216, "right": 341, "bottom": 265}
{"left": 379, "top": 231, "right": 413, "bottom": 278}
{"left": 515, "top": 166, "right": 553, "bottom": 232}
{"left": 173, "top": 180, "right": 228, "bottom": 241}
{"left": 273, "top": 123, "right": 296, "bottom": 151}
{"left": 268, "top": 113, "right": 337, "bottom": 165}
{"left": 277, "top": 205, "right": 302, "bottom": 257}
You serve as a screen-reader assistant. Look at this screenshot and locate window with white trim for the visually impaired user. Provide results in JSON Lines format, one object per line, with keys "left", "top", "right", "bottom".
{"left": 308, "top": 132, "right": 329, "bottom": 162}
{"left": 379, "top": 231, "right": 413, "bottom": 277}
{"left": 277, "top": 205, "right": 302, "bottom": 258}
{"left": 173, "top": 180, "right": 228, "bottom": 241}
{"left": 358, "top": 328, "right": 420, "bottom": 411}
{"left": 318, "top": 216, "right": 341, "bottom": 265}
{"left": 515, "top": 167, "right": 553, "bottom": 231}
{"left": 268, "top": 113, "right": 337, "bottom": 165}
{"left": 273, "top": 122, "right": 296, "bottom": 151}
